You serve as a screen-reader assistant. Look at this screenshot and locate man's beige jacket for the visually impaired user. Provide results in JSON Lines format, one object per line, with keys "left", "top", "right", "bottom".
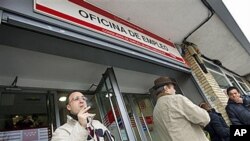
{"left": 153, "top": 94, "right": 210, "bottom": 141}
{"left": 51, "top": 116, "right": 113, "bottom": 141}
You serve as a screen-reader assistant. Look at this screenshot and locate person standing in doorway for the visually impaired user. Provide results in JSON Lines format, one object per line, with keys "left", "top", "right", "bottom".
{"left": 226, "top": 86, "right": 250, "bottom": 125}
{"left": 52, "top": 91, "right": 114, "bottom": 141}
{"left": 200, "top": 102, "right": 230, "bottom": 141}
{"left": 152, "top": 76, "right": 210, "bottom": 141}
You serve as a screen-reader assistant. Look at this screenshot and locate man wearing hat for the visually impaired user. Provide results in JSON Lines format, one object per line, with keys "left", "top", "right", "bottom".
{"left": 152, "top": 76, "right": 210, "bottom": 141}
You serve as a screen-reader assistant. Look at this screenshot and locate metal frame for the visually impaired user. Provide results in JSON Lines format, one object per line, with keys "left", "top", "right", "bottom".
{"left": 204, "top": 60, "right": 248, "bottom": 95}
{"left": 46, "top": 92, "right": 54, "bottom": 133}
{"left": 104, "top": 78, "right": 123, "bottom": 141}
{"left": 226, "top": 74, "right": 246, "bottom": 95}
{"left": 0, "top": 10, "right": 2, "bottom": 24}
{"left": 126, "top": 95, "right": 148, "bottom": 141}
{"left": 106, "top": 68, "right": 136, "bottom": 141}
{"left": 95, "top": 72, "right": 124, "bottom": 141}
{"left": 95, "top": 68, "right": 137, "bottom": 141}
{"left": 233, "top": 75, "right": 250, "bottom": 92}
{"left": 208, "top": 68, "right": 231, "bottom": 88}
{"left": 51, "top": 90, "right": 61, "bottom": 128}
{"left": 95, "top": 77, "right": 106, "bottom": 121}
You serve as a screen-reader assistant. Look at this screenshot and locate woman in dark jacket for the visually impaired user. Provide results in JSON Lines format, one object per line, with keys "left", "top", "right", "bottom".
{"left": 200, "top": 103, "right": 230, "bottom": 141}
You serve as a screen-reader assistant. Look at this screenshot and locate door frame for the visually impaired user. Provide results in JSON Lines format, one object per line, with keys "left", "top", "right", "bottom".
{"left": 95, "top": 67, "right": 136, "bottom": 141}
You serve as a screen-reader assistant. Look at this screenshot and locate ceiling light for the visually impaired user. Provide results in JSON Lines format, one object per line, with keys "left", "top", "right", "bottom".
{"left": 105, "top": 93, "right": 113, "bottom": 98}
{"left": 59, "top": 96, "right": 67, "bottom": 102}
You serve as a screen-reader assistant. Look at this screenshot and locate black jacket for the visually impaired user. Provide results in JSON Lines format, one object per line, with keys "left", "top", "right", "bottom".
{"left": 204, "top": 109, "right": 230, "bottom": 141}
{"left": 225, "top": 95, "right": 250, "bottom": 125}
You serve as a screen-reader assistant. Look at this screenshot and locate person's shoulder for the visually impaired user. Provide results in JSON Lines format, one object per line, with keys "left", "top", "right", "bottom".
{"left": 92, "top": 120, "right": 108, "bottom": 130}
{"left": 59, "top": 122, "right": 72, "bottom": 129}
{"left": 227, "top": 99, "right": 237, "bottom": 105}
{"left": 174, "top": 94, "right": 188, "bottom": 100}
{"left": 209, "top": 110, "right": 219, "bottom": 118}
{"left": 242, "top": 95, "right": 250, "bottom": 98}
{"left": 225, "top": 103, "right": 232, "bottom": 110}
{"left": 53, "top": 122, "right": 72, "bottom": 134}
{"left": 92, "top": 120, "right": 105, "bottom": 126}
{"left": 173, "top": 95, "right": 192, "bottom": 105}
{"left": 227, "top": 100, "right": 236, "bottom": 107}
{"left": 172, "top": 94, "right": 183, "bottom": 98}
{"left": 225, "top": 102, "right": 237, "bottom": 112}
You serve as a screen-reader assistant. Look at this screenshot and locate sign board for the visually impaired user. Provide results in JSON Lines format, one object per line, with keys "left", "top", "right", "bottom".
{"left": 34, "top": 0, "right": 185, "bottom": 64}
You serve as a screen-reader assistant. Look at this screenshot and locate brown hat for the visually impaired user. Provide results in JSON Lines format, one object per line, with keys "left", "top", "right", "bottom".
{"left": 199, "top": 102, "right": 206, "bottom": 108}
{"left": 152, "top": 76, "right": 176, "bottom": 90}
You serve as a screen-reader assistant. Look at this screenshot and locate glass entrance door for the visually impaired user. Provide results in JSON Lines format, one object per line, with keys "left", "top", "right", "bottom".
{"left": 95, "top": 68, "right": 136, "bottom": 141}
{"left": 123, "top": 94, "right": 159, "bottom": 141}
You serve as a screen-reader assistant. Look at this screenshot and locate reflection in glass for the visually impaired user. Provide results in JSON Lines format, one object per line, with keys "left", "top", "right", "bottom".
{"left": 123, "top": 94, "right": 159, "bottom": 141}
{"left": 0, "top": 92, "right": 51, "bottom": 140}
{"left": 95, "top": 76, "right": 129, "bottom": 141}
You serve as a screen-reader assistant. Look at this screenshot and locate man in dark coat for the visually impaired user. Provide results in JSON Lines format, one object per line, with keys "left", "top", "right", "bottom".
{"left": 200, "top": 102, "right": 230, "bottom": 141}
{"left": 226, "top": 86, "right": 250, "bottom": 125}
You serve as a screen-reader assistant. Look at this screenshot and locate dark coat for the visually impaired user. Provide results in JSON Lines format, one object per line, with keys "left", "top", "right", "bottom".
{"left": 204, "top": 109, "right": 230, "bottom": 141}
{"left": 225, "top": 95, "right": 250, "bottom": 125}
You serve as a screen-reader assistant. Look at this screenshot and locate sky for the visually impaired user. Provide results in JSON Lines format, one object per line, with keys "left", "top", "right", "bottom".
{"left": 222, "top": 0, "right": 250, "bottom": 43}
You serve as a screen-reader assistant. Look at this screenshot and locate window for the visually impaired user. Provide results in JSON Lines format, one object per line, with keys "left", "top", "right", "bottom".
{"left": 226, "top": 75, "right": 245, "bottom": 95}
{"left": 204, "top": 61, "right": 231, "bottom": 90}
{"left": 209, "top": 71, "right": 230, "bottom": 89}
{"left": 203, "top": 60, "right": 232, "bottom": 96}
{"left": 234, "top": 76, "right": 250, "bottom": 92}
{"left": 204, "top": 61, "right": 223, "bottom": 73}
{"left": 203, "top": 59, "right": 250, "bottom": 95}
{"left": 0, "top": 91, "right": 53, "bottom": 140}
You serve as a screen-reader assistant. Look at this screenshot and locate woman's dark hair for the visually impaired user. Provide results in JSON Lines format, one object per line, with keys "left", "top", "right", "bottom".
{"left": 226, "top": 86, "right": 239, "bottom": 95}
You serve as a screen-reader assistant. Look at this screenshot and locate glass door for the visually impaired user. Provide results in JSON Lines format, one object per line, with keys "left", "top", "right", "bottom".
{"left": 95, "top": 68, "right": 136, "bottom": 141}
{"left": 123, "top": 94, "right": 159, "bottom": 141}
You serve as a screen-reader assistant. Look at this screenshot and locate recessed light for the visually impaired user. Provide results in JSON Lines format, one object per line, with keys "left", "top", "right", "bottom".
{"left": 59, "top": 96, "right": 67, "bottom": 102}
{"left": 105, "top": 93, "right": 113, "bottom": 98}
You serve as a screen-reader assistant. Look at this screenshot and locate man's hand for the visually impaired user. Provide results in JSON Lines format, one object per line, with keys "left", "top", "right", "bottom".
{"left": 234, "top": 97, "right": 243, "bottom": 104}
{"left": 77, "top": 106, "right": 96, "bottom": 128}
